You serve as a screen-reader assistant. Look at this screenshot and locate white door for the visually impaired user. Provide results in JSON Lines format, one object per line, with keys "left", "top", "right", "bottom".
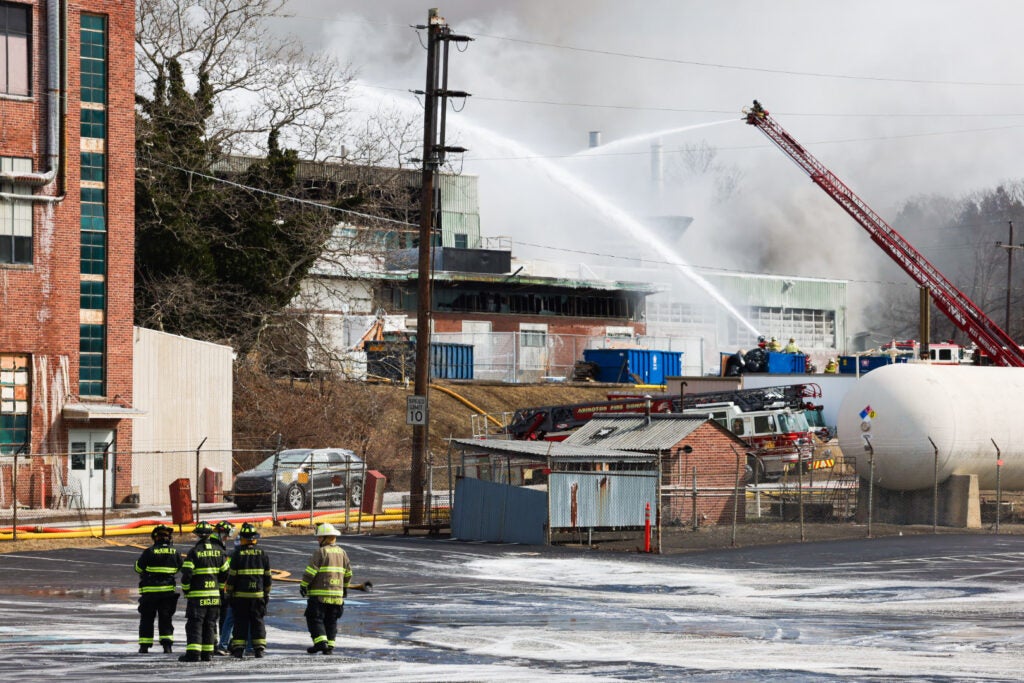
{"left": 462, "top": 321, "right": 491, "bottom": 379}
{"left": 69, "top": 429, "right": 114, "bottom": 508}
{"left": 518, "top": 323, "right": 549, "bottom": 382}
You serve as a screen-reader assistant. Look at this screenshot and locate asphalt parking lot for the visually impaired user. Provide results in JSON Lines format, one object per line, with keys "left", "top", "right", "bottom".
{"left": 0, "top": 532, "right": 1022, "bottom": 681}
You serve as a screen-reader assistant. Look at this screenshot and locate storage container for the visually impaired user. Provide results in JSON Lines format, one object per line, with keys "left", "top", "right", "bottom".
{"left": 366, "top": 341, "right": 474, "bottom": 381}
{"left": 582, "top": 349, "right": 683, "bottom": 384}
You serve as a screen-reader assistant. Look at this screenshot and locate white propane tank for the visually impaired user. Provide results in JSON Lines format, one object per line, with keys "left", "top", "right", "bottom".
{"left": 837, "top": 364, "right": 1024, "bottom": 491}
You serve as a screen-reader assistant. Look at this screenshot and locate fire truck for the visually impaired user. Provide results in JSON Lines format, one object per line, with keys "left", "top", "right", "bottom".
{"left": 504, "top": 384, "right": 824, "bottom": 483}
{"left": 745, "top": 100, "right": 1024, "bottom": 368}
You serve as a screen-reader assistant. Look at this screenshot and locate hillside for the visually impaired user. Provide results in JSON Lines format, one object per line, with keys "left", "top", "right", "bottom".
{"left": 232, "top": 368, "right": 639, "bottom": 487}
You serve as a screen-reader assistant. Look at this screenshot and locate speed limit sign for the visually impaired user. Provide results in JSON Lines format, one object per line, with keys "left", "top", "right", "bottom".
{"left": 406, "top": 395, "right": 427, "bottom": 425}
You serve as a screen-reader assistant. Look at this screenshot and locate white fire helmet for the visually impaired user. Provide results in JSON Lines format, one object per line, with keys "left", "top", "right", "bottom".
{"left": 315, "top": 523, "right": 341, "bottom": 537}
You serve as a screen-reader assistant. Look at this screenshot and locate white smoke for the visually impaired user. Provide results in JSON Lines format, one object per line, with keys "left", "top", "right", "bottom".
{"left": 280, "top": 0, "right": 1024, "bottom": 334}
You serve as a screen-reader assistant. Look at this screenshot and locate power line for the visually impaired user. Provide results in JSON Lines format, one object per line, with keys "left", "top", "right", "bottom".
{"left": 461, "top": 121, "right": 1024, "bottom": 162}
{"left": 468, "top": 32, "right": 1024, "bottom": 88}
{"left": 300, "top": 15, "right": 1024, "bottom": 88}
{"left": 139, "top": 157, "right": 419, "bottom": 229}
{"left": 359, "top": 82, "right": 1024, "bottom": 119}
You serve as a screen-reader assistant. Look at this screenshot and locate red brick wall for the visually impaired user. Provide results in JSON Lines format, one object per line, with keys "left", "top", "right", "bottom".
{"left": 1, "top": 1, "right": 135, "bottom": 506}
{"left": 433, "top": 313, "right": 648, "bottom": 376}
{"left": 660, "top": 423, "right": 746, "bottom": 526}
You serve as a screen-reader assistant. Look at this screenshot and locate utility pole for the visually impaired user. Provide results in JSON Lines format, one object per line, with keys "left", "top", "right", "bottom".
{"left": 996, "top": 220, "right": 1024, "bottom": 333}
{"left": 409, "top": 8, "right": 470, "bottom": 526}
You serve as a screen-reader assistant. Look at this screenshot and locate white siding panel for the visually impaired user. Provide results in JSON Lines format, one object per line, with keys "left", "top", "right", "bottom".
{"left": 132, "top": 327, "right": 234, "bottom": 506}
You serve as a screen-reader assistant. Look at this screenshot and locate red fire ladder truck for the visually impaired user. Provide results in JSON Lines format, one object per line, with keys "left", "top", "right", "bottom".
{"left": 744, "top": 100, "right": 1024, "bottom": 368}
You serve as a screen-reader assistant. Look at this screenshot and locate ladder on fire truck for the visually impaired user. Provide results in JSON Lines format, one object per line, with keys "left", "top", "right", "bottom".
{"left": 744, "top": 100, "right": 1024, "bottom": 368}
{"left": 674, "top": 383, "right": 820, "bottom": 413}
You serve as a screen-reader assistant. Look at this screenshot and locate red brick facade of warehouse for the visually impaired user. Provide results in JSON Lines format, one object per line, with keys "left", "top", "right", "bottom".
{"left": 659, "top": 421, "right": 747, "bottom": 527}
{"left": 1, "top": 0, "right": 136, "bottom": 509}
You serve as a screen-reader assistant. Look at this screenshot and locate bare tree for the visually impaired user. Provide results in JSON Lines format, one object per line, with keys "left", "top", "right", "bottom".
{"left": 135, "top": 0, "right": 354, "bottom": 160}
{"left": 664, "top": 140, "right": 744, "bottom": 203}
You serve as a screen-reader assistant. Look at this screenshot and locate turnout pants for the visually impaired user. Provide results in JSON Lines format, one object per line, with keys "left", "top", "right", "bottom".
{"left": 138, "top": 592, "right": 179, "bottom": 647}
{"left": 184, "top": 600, "right": 220, "bottom": 656}
{"left": 305, "top": 598, "right": 344, "bottom": 649}
{"left": 230, "top": 598, "right": 267, "bottom": 652}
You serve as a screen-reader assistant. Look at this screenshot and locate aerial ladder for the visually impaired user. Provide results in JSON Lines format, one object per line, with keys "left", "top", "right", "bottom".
{"left": 744, "top": 100, "right": 1024, "bottom": 368}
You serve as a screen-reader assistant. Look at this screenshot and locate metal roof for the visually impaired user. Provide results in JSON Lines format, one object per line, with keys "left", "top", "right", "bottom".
{"left": 566, "top": 415, "right": 744, "bottom": 451}
{"left": 375, "top": 269, "right": 661, "bottom": 294}
{"left": 450, "top": 437, "right": 650, "bottom": 461}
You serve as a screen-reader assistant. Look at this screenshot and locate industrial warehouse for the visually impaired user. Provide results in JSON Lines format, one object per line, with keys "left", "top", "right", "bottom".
{"left": 3, "top": 2, "right": 1024, "bottom": 681}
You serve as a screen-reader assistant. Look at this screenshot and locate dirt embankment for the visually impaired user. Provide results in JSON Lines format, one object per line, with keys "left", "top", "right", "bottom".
{"left": 232, "top": 370, "right": 632, "bottom": 484}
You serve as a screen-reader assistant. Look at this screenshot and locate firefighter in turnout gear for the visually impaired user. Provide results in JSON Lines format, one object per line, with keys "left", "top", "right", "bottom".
{"left": 212, "top": 520, "right": 234, "bottom": 655}
{"left": 135, "top": 524, "right": 183, "bottom": 653}
{"left": 299, "top": 523, "right": 352, "bottom": 655}
{"left": 179, "top": 521, "right": 229, "bottom": 662}
{"left": 224, "top": 523, "right": 272, "bottom": 659}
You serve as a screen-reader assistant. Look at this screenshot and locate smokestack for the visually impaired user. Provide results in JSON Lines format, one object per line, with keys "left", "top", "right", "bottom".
{"left": 651, "top": 138, "right": 664, "bottom": 195}
{"left": 588, "top": 131, "right": 602, "bottom": 148}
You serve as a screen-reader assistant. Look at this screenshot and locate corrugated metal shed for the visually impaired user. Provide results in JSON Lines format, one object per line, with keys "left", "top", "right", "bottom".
{"left": 567, "top": 414, "right": 747, "bottom": 452}
{"left": 549, "top": 471, "right": 657, "bottom": 528}
{"left": 566, "top": 415, "right": 705, "bottom": 451}
{"left": 450, "top": 437, "right": 645, "bottom": 462}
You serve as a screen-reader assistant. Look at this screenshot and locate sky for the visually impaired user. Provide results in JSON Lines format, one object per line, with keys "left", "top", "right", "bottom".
{"left": 275, "top": 1, "right": 1024, "bottom": 326}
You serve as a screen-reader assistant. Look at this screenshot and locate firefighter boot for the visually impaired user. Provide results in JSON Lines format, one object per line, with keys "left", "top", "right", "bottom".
{"left": 138, "top": 645, "right": 149, "bottom": 654}
{"left": 253, "top": 648, "right": 264, "bottom": 659}
{"left": 200, "top": 653, "right": 212, "bottom": 662}
{"left": 162, "top": 642, "right": 173, "bottom": 654}
{"left": 307, "top": 643, "right": 327, "bottom": 654}
{"left": 178, "top": 652, "right": 200, "bottom": 663}
{"left": 231, "top": 648, "right": 244, "bottom": 659}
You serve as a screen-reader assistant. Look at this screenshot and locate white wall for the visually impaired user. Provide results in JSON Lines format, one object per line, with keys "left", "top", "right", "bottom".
{"left": 132, "top": 327, "right": 234, "bottom": 506}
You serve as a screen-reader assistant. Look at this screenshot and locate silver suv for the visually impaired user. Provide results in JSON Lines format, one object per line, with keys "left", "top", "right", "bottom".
{"left": 231, "top": 448, "right": 364, "bottom": 512}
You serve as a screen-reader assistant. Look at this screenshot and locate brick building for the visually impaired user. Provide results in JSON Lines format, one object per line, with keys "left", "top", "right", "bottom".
{"left": 1, "top": 0, "right": 138, "bottom": 509}
{"left": 567, "top": 415, "right": 748, "bottom": 526}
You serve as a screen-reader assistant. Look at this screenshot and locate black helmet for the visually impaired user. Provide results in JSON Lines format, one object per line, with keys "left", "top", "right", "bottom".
{"left": 239, "top": 522, "right": 260, "bottom": 541}
{"left": 214, "top": 521, "right": 234, "bottom": 538}
{"left": 193, "top": 521, "right": 215, "bottom": 539}
{"left": 151, "top": 524, "right": 173, "bottom": 542}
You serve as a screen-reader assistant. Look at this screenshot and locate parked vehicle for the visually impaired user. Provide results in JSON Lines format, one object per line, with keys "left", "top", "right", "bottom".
{"left": 230, "top": 448, "right": 364, "bottom": 512}
{"left": 680, "top": 402, "right": 813, "bottom": 483}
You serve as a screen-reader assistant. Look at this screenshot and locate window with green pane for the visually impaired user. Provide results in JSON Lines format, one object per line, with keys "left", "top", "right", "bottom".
{"left": 79, "top": 324, "right": 105, "bottom": 396}
{"left": 80, "top": 152, "right": 104, "bottom": 183}
{"left": 80, "top": 280, "right": 104, "bottom": 310}
{"left": 80, "top": 186, "right": 105, "bottom": 231}
{"left": 80, "top": 231, "right": 105, "bottom": 276}
{"left": 80, "top": 108, "right": 106, "bottom": 139}
{"left": 80, "top": 15, "right": 106, "bottom": 104}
